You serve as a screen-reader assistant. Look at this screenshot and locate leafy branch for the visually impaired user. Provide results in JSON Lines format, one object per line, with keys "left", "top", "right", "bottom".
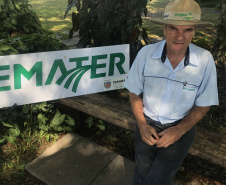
{"left": 0, "top": 102, "right": 76, "bottom": 144}
{"left": 64, "top": 0, "right": 150, "bottom": 59}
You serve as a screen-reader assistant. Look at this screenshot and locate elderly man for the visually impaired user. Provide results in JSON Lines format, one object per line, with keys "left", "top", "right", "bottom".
{"left": 124, "top": 0, "right": 219, "bottom": 184}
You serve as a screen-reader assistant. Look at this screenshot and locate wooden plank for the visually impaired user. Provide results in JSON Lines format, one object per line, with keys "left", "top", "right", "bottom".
{"left": 59, "top": 94, "right": 226, "bottom": 168}
{"left": 59, "top": 94, "right": 136, "bottom": 131}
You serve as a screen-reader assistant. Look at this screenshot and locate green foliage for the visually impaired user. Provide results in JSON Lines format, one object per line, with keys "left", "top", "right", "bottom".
{"left": 0, "top": 122, "right": 20, "bottom": 144}
{"left": 0, "top": 105, "right": 21, "bottom": 144}
{"left": 0, "top": 0, "right": 44, "bottom": 39}
{"left": 196, "top": 0, "right": 221, "bottom": 9}
{"left": 85, "top": 116, "right": 106, "bottom": 135}
{"left": 0, "top": 102, "right": 76, "bottom": 144}
{"left": 0, "top": 1, "right": 70, "bottom": 144}
{"left": 65, "top": 0, "right": 149, "bottom": 53}
{"left": 0, "top": 33, "right": 68, "bottom": 56}
{"left": 192, "top": 35, "right": 214, "bottom": 51}
{"left": 204, "top": 1, "right": 226, "bottom": 132}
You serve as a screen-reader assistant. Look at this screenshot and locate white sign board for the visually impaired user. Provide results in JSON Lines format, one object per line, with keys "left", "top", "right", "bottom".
{"left": 0, "top": 44, "right": 129, "bottom": 108}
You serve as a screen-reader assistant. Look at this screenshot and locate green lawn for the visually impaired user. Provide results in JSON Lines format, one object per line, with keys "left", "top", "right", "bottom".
{"left": 29, "top": 0, "right": 76, "bottom": 34}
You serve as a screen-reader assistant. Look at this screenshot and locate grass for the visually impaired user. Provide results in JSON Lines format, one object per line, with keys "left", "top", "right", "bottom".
{"left": 28, "top": 0, "right": 76, "bottom": 34}
{"left": 0, "top": 130, "right": 54, "bottom": 185}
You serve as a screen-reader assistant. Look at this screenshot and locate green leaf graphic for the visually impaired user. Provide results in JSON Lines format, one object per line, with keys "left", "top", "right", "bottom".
{"left": 72, "top": 67, "right": 90, "bottom": 93}
{"left": 64, "top": 68, "right": 84, "bottom": 89}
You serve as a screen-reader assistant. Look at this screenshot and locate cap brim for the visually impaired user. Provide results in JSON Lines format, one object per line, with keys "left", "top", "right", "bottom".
{"left": 150, "top": 18, "right": 214, "bottom": 27}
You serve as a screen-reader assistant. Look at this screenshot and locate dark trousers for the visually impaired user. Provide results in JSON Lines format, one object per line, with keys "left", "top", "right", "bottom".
{"left": 133, "top": 116, "right": 196, "bottom": 185}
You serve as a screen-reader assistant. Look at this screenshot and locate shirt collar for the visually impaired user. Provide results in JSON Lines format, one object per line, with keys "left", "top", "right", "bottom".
{"left": 152, "top": 40, "right": 199, "bottom": 66}
{"left": 161, "top": 43, "right": 190, "bottom": 66}
{"left": 189, "top": 43, "right": 199, "bottom": 66}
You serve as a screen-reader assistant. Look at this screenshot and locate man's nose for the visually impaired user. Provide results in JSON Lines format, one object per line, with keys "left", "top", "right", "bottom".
{"left": 176, "top": 31, "right": 184, "bottom": 40}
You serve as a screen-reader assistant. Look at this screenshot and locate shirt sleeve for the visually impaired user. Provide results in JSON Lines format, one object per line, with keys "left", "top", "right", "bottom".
{"left": 195, "top": 53, "right": 219, "bottom": 106}
{"left": 123, "top": 49, "right": 145, "bottom": 96}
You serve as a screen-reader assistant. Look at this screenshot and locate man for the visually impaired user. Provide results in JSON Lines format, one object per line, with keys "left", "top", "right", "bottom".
{"left": 124, "top": 0, "right": 219, "bottom": 184}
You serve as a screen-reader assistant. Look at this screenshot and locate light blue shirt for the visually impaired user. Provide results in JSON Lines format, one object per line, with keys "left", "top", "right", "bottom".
{"left": 124, "top": 40, "right": 219, "bottom": 124}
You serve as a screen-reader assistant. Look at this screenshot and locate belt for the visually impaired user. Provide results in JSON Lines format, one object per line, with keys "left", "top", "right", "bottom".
{"left": 144, "top": 114, "right": 182, "bottom": 132}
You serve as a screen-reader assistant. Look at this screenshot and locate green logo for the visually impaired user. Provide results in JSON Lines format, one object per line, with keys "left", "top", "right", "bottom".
{"left": 175, "top": 12, "right": 193, "bottom": 20}
{"left": 175, "top": 13, "right": 187, "bottom": 17}
{"left": 0, "top": 53, "right": 126, "bottom": 93}
{"left": 183, "top": 86, "right": 195, "bottom": 92}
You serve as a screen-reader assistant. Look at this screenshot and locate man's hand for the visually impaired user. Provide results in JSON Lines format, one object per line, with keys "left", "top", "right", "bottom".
{"left": 139, "top": 122, "right": 159, "bottom": 146}
{"left": 129, "top": 92, "right": 160, "bottom": 146}
{"left": 156, "top": 106, "right": 210, "bottom": 148}
{"left": 156, "top": 126, "right": 183, "bottom": 148}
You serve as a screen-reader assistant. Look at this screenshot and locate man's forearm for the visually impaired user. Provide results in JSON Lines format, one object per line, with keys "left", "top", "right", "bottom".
{"left": 156, "top": 106, "right": 210, "bottom": 148}
{"left": 129, "top": 92, "right": 146, "bottom": 128}
{"left": 176, "top": 106, "right": 210, "bottom": 135}
{"left": 129, "top": 92, "right": 160, "bottom": 144}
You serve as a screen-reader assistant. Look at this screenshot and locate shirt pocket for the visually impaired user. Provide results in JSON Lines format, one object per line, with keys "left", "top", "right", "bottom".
{"left": 176, "top": 84, "right": 199, "bottom": 105}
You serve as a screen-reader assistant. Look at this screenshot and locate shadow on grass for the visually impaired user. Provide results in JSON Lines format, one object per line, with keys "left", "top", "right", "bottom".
{"left": 175, "top": 154, "right": 226, "bottom": 185}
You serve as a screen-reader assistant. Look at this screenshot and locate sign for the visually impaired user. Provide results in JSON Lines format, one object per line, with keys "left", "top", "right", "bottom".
{"left": 0, "top": 44, "right": 129, "bottom": 108}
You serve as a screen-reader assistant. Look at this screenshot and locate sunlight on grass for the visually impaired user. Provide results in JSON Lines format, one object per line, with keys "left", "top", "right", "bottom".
{"left": 47, "top": 17, "right": 69, "bottom": 22}
{"left": 29, "top": 0, "right": 76, "bottom": 33}
{"left": 147, "top": 0, "right": 170, "bottom": 12}
{"left": 148, "top": 34, "right": 161, "bottom": 38}
{"left": 196, "top": 30, "right": 215, "bottom": 38}
{"left": 142, "top": 19, "right": 164, "bottom": 39}
{"left": 51, "top": 24, "right": 71, "bottom": 32}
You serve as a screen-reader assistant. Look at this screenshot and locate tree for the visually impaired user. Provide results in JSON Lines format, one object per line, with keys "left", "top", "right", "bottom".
{"left": 65, "top": 0, "right": 150, "bottom": 63}
{"left": 0, "top": 0, "right": 68, "bottom": 56}
{"left": 212, "top": 0, "right": 226, "bottom": 73}
{"left": 196, "top": 0, "right": 221, "bottom": 8}
{"left": 207, "top": 0, "right": 226, "bottom": 131}
{"left": 0, "top": 0, "right": 44, "bottom": 39}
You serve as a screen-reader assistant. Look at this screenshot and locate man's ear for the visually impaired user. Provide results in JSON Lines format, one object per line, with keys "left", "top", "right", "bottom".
{"left": 163, "top": 24, "right": 166, "bottom": 36}
{"left": 193, "top": 31, "right": 196, "bottom": 38}
{"left": 193, "top": 25, "right": 196, "bottom": 37}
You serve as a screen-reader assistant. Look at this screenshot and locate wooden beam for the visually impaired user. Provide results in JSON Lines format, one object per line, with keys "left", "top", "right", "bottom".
{"left": 60, "top": 94, "right": 136, "bottom": 131}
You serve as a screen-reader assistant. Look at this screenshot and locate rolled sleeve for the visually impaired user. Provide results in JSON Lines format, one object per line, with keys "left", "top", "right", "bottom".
{"left": 195, "top": 55, "right": 219, "bottom": 106}
{"left": 124, "top": 51, "right": 145, "bottom": 95}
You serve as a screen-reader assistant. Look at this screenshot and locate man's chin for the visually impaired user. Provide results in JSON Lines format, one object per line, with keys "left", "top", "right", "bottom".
{"left": 171, "top": 46, "right": 187, "bottom": 55}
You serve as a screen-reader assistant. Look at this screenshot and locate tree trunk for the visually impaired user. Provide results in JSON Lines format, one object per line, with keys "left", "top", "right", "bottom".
{"left": 209, "top": 0, "right": 226, "bottom": 133}
{"left": 212, "top": 0, "right": 226, "bottom": 72}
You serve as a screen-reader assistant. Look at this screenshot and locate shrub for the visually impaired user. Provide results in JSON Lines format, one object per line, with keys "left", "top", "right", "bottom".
{"left": 0, "top": 0, "right": 45, "bottom": 39}
{"left": 0, "top": 33, "right": 68, "bottom": 56}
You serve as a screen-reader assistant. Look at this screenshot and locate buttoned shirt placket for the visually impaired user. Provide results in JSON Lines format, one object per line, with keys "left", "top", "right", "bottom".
{"left": 157, "top": 57, "right": 185, "bottom": 123}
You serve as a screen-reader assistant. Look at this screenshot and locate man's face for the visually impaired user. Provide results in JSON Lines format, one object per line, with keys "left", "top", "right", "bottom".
{"left": 164, "top": 24, "right": 196, "bottom": 55}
